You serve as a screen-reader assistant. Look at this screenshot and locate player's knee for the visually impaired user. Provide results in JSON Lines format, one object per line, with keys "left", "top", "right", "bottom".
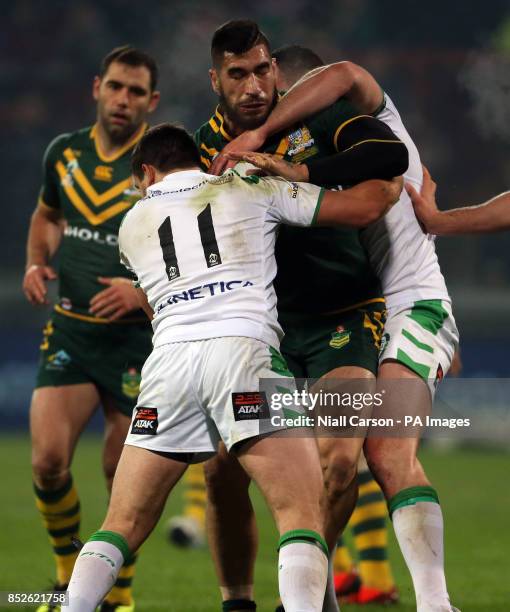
{"left": 203, "top": 456, "right": 251, "bottom": 506}
{"left": 32, "top": 450, "right": 69, "bottom": 488}
{"left": 321, "top": 449, "right": 358, "bottom": 502}
{"left": 364, "top": 440, "right": 398, "bottom": 486}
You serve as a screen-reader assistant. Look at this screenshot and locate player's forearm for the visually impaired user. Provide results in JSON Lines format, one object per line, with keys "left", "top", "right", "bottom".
{"left": 319, "top": 178, "right": 401, "bottom": 227}
{"left": 428, "top": 192, "right": 510, "bottom": 235}
{"left": 261, "top": 62, "right": 380, "bottom": 139}
{"left": 25, "top": 210, "right": 62, "bottom": 268}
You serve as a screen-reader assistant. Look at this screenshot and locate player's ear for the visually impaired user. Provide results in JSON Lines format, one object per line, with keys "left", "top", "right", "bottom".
{"left": 142, "top": 163, "right": 157, "bottom": 187}
{"left": 148, "top": 90, "right": 160, "bottom": 113}
{"left": 209, "top": 68, "right": 220, "bottom": 95}
{"left": 92, "top": 76, "right": 101, "bottom": 101}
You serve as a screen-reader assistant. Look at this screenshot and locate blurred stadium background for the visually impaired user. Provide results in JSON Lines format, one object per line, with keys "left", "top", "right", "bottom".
{"left": 1, "top": 1, "right": 509, "bottom": 610}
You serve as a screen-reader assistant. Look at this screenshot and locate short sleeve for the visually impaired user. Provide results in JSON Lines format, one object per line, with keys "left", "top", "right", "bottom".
{"left": 38, "top": 134, "right": 69, "bottom": 209}
{"left": 264, "top": 177, "right": 325, "bottom": 227}
{"left": 118, "top": 211, "right": 140, "bottom": 286}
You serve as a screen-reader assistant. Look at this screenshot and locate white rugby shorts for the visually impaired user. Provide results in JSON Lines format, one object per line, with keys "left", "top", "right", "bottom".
{"left": 379, "top": 299, "right": 459, "bottom": 397}
{"left": 125, "top": 336, "right": 300, "bottom": 460}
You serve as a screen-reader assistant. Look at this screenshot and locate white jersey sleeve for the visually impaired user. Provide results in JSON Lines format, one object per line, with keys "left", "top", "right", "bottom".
{"left": 261, "top": 176, "right": 324, "bottom": 227}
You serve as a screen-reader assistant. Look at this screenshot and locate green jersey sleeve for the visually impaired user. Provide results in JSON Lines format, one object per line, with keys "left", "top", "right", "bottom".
{"left": 38, "top": 133, "right": 70, "bottom": 209}
{"left": 308, "top": 98, "right": 362, "bottom": 153}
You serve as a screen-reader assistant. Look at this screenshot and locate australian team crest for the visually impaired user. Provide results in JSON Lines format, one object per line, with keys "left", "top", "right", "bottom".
{"left": 329, "top": 326, "right": 351, "bottom": 350}
{"left": 122, "top": 367, "right": 141, "bottom": 398}
{"left": 286, "top": 126, "right": 318, "bottom": 162}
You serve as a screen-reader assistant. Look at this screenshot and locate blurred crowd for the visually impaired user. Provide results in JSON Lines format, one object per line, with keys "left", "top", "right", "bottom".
{"left": 3, "top": 0, "right": 510, "bottom": 302}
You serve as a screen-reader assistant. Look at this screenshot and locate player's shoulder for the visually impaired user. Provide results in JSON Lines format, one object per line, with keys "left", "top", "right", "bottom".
{"left": 43, "top": 126, "right": 93, "bottom": 161}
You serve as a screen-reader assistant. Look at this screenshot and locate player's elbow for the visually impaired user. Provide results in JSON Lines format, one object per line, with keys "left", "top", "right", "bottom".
{"left": 357, "top": 177, "right": 403, "bottom": 227}
{"left": 380, "top": 142, "right": 409, "bottom": 179}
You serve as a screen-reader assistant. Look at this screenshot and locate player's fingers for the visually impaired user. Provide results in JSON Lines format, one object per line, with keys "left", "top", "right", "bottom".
{"left": 89, "top": 286, "right": 117, "bottom": 306}
{"left": 90, "top": 300, "right": 121, "bottom": 318}
{"left": 224, "top": 152, "right": 247, "bottom": 161}
{"left": 405, "top": 182, "right": 420, "bottom": 202}
{"left": 97, "top": 276, "right": 113, "bottom": 286}
{"left": 108, "top": 307, "right": 128, "bottom": 321}
{"left": 44, "top": 266, "right": 57, "bottom": 280}
{"left": 245, "top": 169, "right": 267, "bottom": 176}
{"left": 23, "top": 285, "right": 39, "bottom": 305}
{"left": 210, "top": 154, "right": 228, "bottom": 175}
{"left": 30, "top": 275, "right": 48, "bottom": 301}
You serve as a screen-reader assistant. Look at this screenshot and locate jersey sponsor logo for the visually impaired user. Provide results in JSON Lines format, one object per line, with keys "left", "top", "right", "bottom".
{"left": 379, "top": 332, "right": 390, "bottom": 357}
{"left": 287, "top": 126, "right": 316, "bottom": 156}
{"left": 122, "top": 368, "right": 141, "bottom": 399}
{"left": 59, "top": 297, "right": 73, "bottom": 311}
{"left": 232, "top": 392, "right": 270, "bottom": 421}
{"left": 329, "top": 326, "right": 351, "bottom": 349}
{"left": 93, "top": 165, "right": 113, "bottom": 182}
{"left": 64, "top": 224, "right": 118, "bottom": 246}
{"left": 208, "top": 252, "right": 220, "bottom": 266}
{"left": 46, "top": 349, "right": 71, "bottom": 370}
{"left": 156, "top": 280, "right": 254, "bottom": 314}
{"left": 131, "top": 407, "right": 158, "bottom": 435}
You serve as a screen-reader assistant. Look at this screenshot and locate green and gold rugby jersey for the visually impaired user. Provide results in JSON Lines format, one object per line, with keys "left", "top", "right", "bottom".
{"left": 39, "top": 123, "right": 146, "bottom": 322}
{"left": 195, "top": 101, "right": 383, "bottom": 318}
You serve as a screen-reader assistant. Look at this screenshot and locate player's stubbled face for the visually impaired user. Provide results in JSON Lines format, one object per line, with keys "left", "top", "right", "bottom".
{"left": 94, "top": 62, "right": 155, "bottom": 143}
{"left": 216, "top": 45, "right": 277, "bottom": 132}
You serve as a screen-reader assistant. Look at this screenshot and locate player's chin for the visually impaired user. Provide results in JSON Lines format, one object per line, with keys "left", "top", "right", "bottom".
{"left": 238, "top": 108, "right": 270, "bottom": 131}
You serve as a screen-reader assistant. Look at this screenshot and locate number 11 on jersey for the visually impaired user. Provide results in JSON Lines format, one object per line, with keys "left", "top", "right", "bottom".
{"left": 158, "top": 202, "right": 222, "bottom": 281}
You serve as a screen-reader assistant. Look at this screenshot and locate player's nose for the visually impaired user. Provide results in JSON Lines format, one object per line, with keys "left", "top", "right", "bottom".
{"left": 245, "top": 74, "right": 263, "bottom": 96}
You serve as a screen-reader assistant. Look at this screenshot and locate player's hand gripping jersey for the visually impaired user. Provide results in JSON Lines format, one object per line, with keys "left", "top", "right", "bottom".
{"left": 39, "top": 124, "right": 146, "bottom": 320}
{"left": 118, "top": 169, "right": 324, "bottom": 349}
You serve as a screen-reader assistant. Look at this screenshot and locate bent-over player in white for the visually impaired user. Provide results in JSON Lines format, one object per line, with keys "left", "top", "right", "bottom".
{"left": 65, "top": 124, "right": 401, "bottom": 612}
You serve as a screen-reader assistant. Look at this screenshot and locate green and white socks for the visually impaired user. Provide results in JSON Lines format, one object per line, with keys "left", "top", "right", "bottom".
{"left": 390, "top": 487, "right": 452, "bottom": 612}
{"left": 278, "top": 530, "right": 329, "bottom": 612}
{"left": 67, "top": 530, "right": 129, "bottom": 612}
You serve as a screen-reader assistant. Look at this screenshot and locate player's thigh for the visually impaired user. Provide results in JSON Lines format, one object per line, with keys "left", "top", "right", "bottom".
{"left": 30, "top": 384, "right": 100, "bottom": 473}
{"left": 104, "top": 445, "right": 187, "bottom": 550}
{"left": 364, "top": 360, "right": 426, "bottom": 482}
{"left": 237, "top": 433, "right": 323, "bottom": 531}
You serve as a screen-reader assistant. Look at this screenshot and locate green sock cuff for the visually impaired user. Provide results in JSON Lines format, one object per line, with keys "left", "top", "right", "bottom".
{"left": 88, "top": 530, "right": 130, "bottom": 564}
{"left": 388, "top": 486, "right": 439, "bottom": 518}
{"left": 222, "top": 599, "right": 256, "bottom": 611}
{"left": 33, "top": 475, "right": 73, "bottom": 503}
{"left": 278, "top": 529, "right": 328, "bottom": 557}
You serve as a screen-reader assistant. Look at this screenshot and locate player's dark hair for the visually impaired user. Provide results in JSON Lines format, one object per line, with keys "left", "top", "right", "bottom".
{"left": 100, "top": 45, "right": 159, "bottom": 91}
{"left": 211, "top": 20, "right": 270, "bottom": 66}
{"left": 273, "top": 45, "right": 324, "bottom": 82}
{"left": 131, "top": 124, "right": 201, "bottom": 179}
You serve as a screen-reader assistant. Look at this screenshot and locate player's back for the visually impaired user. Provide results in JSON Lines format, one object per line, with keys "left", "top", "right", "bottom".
{"left": 119, "top": 168, "right": 322, "bottom": 349}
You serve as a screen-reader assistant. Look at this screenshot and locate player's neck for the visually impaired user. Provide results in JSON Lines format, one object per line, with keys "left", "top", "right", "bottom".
{"left": 94, "top": 122, "right": 143, "bottom": 158}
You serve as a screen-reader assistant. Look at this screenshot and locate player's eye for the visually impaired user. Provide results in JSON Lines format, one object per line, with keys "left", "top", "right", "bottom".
{"left": 130, "top": 87, "right": 147, "bottom": 97}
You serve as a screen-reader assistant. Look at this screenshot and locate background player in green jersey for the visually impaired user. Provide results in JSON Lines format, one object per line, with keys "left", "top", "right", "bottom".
{"left": 195, "top": 20, "right": 407, "bottom": 612}
{"left": 22, "top": 46, "right": 160, "bottom": 612}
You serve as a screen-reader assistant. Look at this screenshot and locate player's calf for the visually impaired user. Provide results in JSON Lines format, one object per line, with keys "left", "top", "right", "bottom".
{"left": 238, "top": 435, "right": 328, "bottom": 611}
{"left": 67, "top": 446, "right": 187, "bottom": 611}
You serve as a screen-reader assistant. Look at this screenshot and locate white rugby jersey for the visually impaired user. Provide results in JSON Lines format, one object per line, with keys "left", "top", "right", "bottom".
{"left": 360, "top": 94, "right": 450, "bottom": 309}
{"left": 119, "top": 169, "right": 323, "bottom": 347}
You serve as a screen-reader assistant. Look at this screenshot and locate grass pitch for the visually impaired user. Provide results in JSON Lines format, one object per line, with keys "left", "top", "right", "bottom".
{"left": 1, "top": 435, "right": 508, "bottom": 611}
